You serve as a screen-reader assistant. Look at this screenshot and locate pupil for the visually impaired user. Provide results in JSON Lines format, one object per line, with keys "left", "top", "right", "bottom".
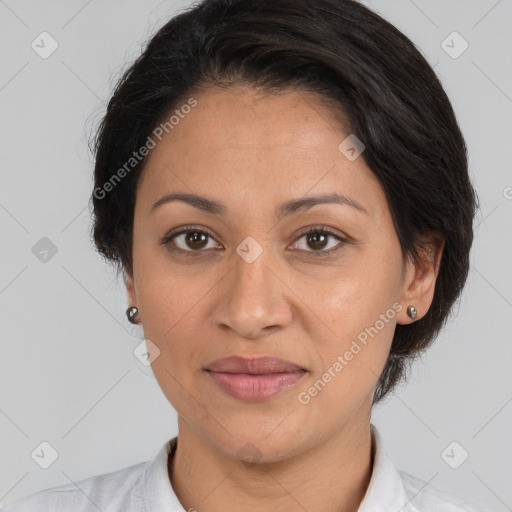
{"left": 308, "top": 232, "right": 327, "bottom": 250}
{"left": 187, "top": 232, "right": 208, "bottom": 249}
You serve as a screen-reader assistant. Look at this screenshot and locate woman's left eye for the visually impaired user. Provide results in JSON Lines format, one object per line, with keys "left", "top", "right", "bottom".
{"left": 291, "top": 227, "right": 347, "bottom": 256}
{"left": 160, "top": 225, "right": 347, "bottom": 257}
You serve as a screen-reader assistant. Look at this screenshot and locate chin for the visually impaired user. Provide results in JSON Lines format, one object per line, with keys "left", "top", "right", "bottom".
{"left": 202, "top": 412, "right": 318, "bottom": 464}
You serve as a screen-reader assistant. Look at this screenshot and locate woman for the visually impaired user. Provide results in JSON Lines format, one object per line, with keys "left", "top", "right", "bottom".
{"left": 4, "top": 0, "right": 488, "bottom": 510}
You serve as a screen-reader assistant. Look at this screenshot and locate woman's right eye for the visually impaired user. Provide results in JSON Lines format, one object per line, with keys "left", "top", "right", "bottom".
{"left": 161, "top": 228, "right": 220, "bottom": 254}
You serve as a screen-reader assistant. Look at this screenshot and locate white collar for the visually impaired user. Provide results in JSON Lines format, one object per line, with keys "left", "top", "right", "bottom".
{"left": 358, "top": 424, "right": 419, "bottom": 511}
{"left": 142, "top": 435, "right": 183, "bottom": 511}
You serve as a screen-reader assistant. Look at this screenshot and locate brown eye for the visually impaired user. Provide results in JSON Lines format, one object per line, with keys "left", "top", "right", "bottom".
{"left": 183, "top": 231, "right": 209, "bottom": 250}
{"left": 161, "top": 225, "right": 348, "bottom": 257}
{"left": 292, "top": 226, "right": 348, "bottom": 257}
{"left": 162, "top": 228, "right": 219, "bottom": 253}
{"left": 306, "top": 231, "right": 329, "bottom": 251}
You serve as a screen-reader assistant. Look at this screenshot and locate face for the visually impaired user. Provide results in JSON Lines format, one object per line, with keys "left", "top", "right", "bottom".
{"left": 126, "top": 85, "right": 440, "bottom": 462}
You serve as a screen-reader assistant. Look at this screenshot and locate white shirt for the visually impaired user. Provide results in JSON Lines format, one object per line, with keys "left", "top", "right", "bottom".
{"left": 2, "top": 424, "right": 490, "bottom": 511}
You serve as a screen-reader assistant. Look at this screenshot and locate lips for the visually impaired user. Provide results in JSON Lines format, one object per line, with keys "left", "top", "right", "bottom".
{"left": 205, "top": 356, "right": 307, "bottom": 402}
{"left": 207, "top": 356, "right": 304, "bottom": 374}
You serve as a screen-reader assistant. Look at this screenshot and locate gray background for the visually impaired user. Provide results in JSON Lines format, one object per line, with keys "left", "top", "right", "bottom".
{"left": 0, "top": 0, "right": 510, "bottom": 510}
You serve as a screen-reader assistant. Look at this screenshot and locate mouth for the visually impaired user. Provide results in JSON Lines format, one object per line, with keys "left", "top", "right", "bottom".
{"left": 205, "top": 356, "right": 307, "bottom": 402}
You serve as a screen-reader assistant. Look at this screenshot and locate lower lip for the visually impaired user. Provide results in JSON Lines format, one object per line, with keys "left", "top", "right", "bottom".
{"left": 207, "top": 370, "right": 306, "bottom": 401}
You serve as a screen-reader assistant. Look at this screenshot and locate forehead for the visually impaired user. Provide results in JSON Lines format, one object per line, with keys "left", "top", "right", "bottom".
{"left": 158, "top": 85, "right": 347, "bottom": 153}
{"left": 137, "top": 85, "right": 384, "bottom": 219}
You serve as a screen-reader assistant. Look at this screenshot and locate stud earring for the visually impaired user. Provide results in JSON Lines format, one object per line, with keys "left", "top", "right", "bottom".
{"left": 406, "top": 305, "right": 417, "bottom": 320}
{"left": 126, "top": 306, "right": 139, "bottom": 324}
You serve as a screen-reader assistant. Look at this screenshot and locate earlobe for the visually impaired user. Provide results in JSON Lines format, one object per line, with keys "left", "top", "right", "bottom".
{"left": 125, "top": 271, "right": 141, "bottom": 325}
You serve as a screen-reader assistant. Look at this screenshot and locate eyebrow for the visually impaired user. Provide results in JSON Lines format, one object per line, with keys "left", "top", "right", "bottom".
{"left": 150, "top": 191, "right": 368, "bottom": 219}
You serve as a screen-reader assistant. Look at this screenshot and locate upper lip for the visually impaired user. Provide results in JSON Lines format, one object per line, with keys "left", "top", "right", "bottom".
{"left": 205, "top": 356, "right": 305, "bottom": 374}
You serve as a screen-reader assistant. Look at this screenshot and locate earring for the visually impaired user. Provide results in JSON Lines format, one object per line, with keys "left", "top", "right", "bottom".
{"left": 126, "top": 306, "right": 139, "bottom": 324}
{"left": 406, "top": 305, "right": 417, "bottom": 320}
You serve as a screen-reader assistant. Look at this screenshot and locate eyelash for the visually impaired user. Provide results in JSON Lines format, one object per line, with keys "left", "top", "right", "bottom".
{"left": 159, "top": 225, "right": 348, "bottom": 258}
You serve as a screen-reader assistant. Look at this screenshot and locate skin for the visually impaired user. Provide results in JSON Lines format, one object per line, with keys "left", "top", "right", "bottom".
{"left": 125, "top": 85, "right": 443, "bottom": 512}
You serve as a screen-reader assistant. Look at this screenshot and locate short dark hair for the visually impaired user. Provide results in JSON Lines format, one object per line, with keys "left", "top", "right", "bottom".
{"left": 90, "top": 0, "right": 479, "bottom": 405}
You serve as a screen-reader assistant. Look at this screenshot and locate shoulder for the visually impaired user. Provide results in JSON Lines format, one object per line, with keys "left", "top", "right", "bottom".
{"left": 1, "top": 460, "right": 149, "bottom": 512}
{"left": 398, "top": 469, "right": 492, "bottom": 512}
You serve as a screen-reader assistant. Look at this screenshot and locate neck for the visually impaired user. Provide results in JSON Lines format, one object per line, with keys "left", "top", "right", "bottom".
{"left": 168, "top": 415, "right": 375, "bottom": 512}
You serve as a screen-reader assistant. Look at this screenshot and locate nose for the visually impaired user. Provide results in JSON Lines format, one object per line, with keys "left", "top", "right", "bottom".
{"left": 214, "top": 244, "right": 293, "bottom": 340}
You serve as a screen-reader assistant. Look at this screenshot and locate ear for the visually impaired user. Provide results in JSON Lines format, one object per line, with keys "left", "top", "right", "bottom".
{"left": 124, "top": 269, "right": 137, "bottom": 309}
{"left": 397, "top": 233, "right": 445, "bottom": 325}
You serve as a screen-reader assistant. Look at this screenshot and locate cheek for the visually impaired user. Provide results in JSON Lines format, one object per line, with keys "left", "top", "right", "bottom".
{"left": 132, "top": 238, "right": 209, "bottom": 334}
{"left": 318, "top": 252, "right": 401, "bottom": 333}
{"left": 306, "top": 250, "right": 402, "bottom": 387}
{"left": 134, "top": 260, "right": 216, "bottom": 380}
{"left": 297, "top": 287, "right": 397, "bottom": 417}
